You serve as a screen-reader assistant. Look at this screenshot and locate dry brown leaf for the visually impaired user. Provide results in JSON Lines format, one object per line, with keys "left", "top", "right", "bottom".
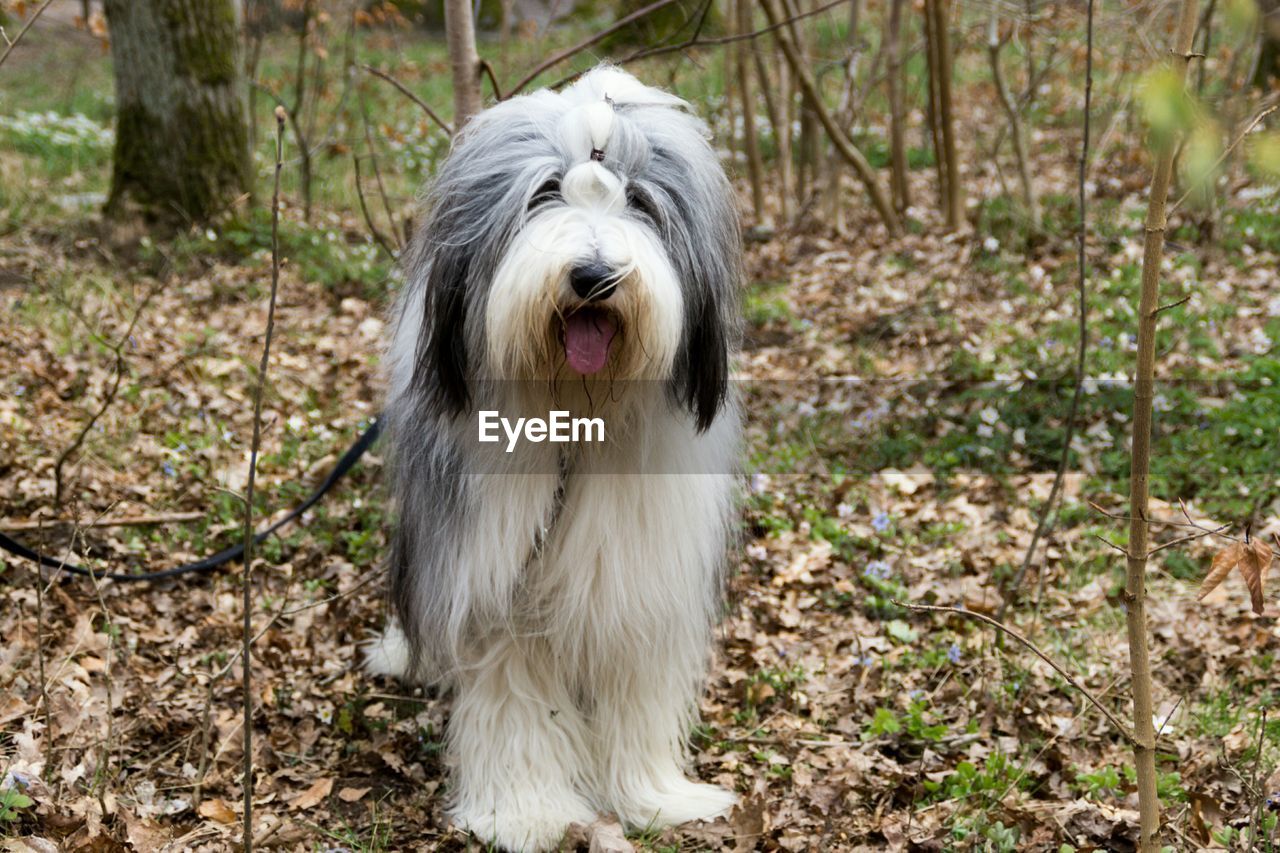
{"left": 196, "top": 798, "right": 237, "bottom": 825}
{"left": 1198, "top": 543, "right": 1240, "bottom": 600}
{"left": 287, "top": 777, "right": 334, "bottom": 811}
{"left": 729, "top": 793, "right": 768, "bottom": 853}
{"left": 1199, "top": 539, "right": 1271, "bottom": 615}
{"left": 337, "top": 786, "right": 371, "bottom": 803}
{"left": 122, "top": 809, "right": 170, "bottom": 852}
{"left": 5, "top": 839, "right": 60, "bottom": 853}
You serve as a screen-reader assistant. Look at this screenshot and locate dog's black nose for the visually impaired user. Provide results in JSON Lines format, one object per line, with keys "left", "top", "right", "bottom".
{"left": 570, "top": 263, "right": 617, "bottom": 302}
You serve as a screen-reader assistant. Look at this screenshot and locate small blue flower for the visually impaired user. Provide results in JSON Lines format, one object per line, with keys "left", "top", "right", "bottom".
{"left": 162, "top": 462, "right": 176, "bottom": 477}
{"left": 864, "top": 560, "right": 891, "bottom": 581}
{"left": 10, "top": 771, "right": 31, "bottom": 789}
{"left": 871, "top": 511, "right": 891, "bottom": 533}
{"left": 947, "top": 643, "right": 962, "bottom": 664}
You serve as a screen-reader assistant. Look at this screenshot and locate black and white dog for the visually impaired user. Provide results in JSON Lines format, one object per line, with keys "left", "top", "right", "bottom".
{"left": 365, "top": 66, "right": 742, "bottom": 852}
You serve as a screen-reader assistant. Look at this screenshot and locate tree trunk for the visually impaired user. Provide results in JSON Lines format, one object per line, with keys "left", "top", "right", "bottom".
{"left": 887, "top": 0, "right": 909, "bottom": 214}
{"left": 922, "top": 0, "right": 947, "bottom": 215}
{"left": 775, "top": 48, "right": 794, "bottom": 223}
{"left": 828, "top": 0, "right": 865, "bottom": 232}
{"left": 762, "top": 0, "right": 900, "bottom": 235}
{"left": 929, "top": 0, "right": 963, "bottom": 230}
{"left": 1125, "top": 0, "right": 1199, "bottom": 849}
{"left": 782, "top": 0, "right": 816, "bottom": 207}
{"left": 445, "top": 0, "right": 483, "bottom": 130}
{"left": 987, "top": 11, "right": 1040, "bottom": 229}
{"left": 104, "top": 0, "right": 251, "bottom": 223}
{"left": 735, "top": 0, "right": 768, "bottom": 225}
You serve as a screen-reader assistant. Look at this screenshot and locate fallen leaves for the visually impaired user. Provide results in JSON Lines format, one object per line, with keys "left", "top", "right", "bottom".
{"left": 564, "top": 819, "right": 635, "bottom": 852}
{"left": 1198, "top": 537, "right": 1273, "bottom": 614}
{"left": 337, "top": 785, "right": 371, "bottom": 803}
{"left": 196, "top": 798, "right": 237, "bottom": 825}
{"left": 286, "top": 777, "right": 333, "bottom": 811}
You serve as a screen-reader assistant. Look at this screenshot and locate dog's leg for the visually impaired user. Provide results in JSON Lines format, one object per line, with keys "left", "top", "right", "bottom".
{"left": 589, "top": 661, "right": 738, "bottom": 829}
{"left": 448, "top": 637, "right": 596, "bottom": 852}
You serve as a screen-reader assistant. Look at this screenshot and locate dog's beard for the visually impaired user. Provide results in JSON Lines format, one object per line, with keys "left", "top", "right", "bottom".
{"left": 483, "top": 207, "right": 683, "bottom": 416}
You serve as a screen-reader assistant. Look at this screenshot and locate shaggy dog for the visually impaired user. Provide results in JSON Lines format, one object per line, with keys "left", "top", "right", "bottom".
{"left": 365, "top": 65, "right": 742, "bottom": 852}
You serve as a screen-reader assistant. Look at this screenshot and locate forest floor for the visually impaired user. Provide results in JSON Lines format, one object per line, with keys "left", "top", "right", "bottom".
{"left": 2, "top": 7, "right": 1280, "bottom": 853}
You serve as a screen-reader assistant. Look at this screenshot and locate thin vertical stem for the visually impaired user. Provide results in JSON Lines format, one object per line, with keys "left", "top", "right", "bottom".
{"left": 1125, "top": 0, "right": 1200, "bottom": 848}
{"left": 998, "top": 0, "right": 1092, "bottom": 623}
{"left": 241, "top": 107, "right": 286, "bottom": 852}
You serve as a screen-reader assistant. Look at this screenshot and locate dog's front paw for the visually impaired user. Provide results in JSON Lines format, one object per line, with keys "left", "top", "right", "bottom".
{"left": 612, "top": 777, "right": 737, "bottom": 829}
{"left": 361, "top": 623, "right": 413, "bottom": 680}
{"left": 451, "top": 792, "right": 597, "bottom": 853}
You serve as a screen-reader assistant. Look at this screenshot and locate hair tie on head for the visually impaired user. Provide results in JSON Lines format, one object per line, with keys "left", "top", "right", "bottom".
{"left": 590, "top": 148, "right": 606, "bottom": 162}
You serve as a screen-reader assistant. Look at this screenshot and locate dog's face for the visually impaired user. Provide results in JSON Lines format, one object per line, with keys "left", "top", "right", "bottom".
{"left": 407, "top": 67, "right": 740, "bottom": 431}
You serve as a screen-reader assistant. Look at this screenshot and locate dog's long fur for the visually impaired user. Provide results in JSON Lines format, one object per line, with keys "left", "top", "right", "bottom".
{"left": 366, "top": 67, "right": 742, "bottom": 852}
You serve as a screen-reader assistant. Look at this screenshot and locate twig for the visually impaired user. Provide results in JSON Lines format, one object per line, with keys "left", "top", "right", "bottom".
{"left": 1, "top": 512, "right": 203, "bottom": 532}
{"left": 1249, "top": 707, "right": 1268, "bottom": 846}
{"left": 1093, "top": 533, "right": 1131, "bottom": 557}
{"left": 1087, "top": 499, "right": 1240, "bottom": 543}
{"left": 53, "top": 282, "right": 162, "bottom": 509}
{"left": 361, "top": 64, "right": 452, "bottom": 136}
{"left": 505, "top": 0, "right": 682, "bottom": 98}
{"left": 278, "top": 566, "right": 385, "bottom": 616}
{"left": 1153, "top": 295, "right": 1192, "bottom": 316}
{"left": 82, "top": 519, "right": 118, "bottom": 816}
{"left": 241, "top": 107, "right": 286, "bottom": 852}
{"left": 998, "top": 0, "right": 1093, "bottom": 623}
{"left": 1169, "top": 103, "right": 1279, "bottom": 214}
{"left": 897, "top": 602, "right": 1137, "bottom": 744}
{"left": 192, "top": 587, "right": 293, "bottom": 806}
{"left": 0, "top": 0, "right": 54, "bottom": 69}
{"left": 251, "top": 81, "right": 313, "bottom": 222}
{"left": 479, "top": 57, "right": 503, "bottom": 100}
{"left": 359, "top": 97, "right": 403, "bottom": 250}
{"left": 599, "top": 0, "right": 856, "bottom": 76}
{"left": 352, "top": 155, "right": 397, "bottom": 259}
{"left": 1145, "top": 523, "right": 1230, "bottom": 556}
{"left": 34, "top": 519, "right": 56, "bottom": 781}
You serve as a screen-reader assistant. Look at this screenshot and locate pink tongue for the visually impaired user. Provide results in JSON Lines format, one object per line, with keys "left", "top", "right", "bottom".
{"left": 564, "top": 310, "right": 617, "bottom": 375}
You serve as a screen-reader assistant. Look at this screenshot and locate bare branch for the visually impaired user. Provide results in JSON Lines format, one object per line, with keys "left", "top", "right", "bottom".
{"left": 361, "top": 64, "right": 452, "bottom": 137}
{"left": 506, "top": 0, "right": 682, "bottom": 98}
{"left": 353, "top": 154, "right": 398, "bottom": 260}
{"left": 1169, "top": 102, "right": 1279, "bottom": 214}
{"left": 479, "top": 57, "right": 504, "bottom": 100}
{"left": 547, "top": 0, "right": 856, "bottom": 91}
{"left": 897, "top": 602, "right": 1138, "bottom": 745}
{"left": 761, "top": 0, "right": 901, "bottom": 235}
{"left": 2, "top": 512, "right": 203, "bottom": 532}
{"left": 54, "top": 282, "right": 163, "bottom": 509}
{"left": 0, "top": 0, "right": 54, "bottom": 69}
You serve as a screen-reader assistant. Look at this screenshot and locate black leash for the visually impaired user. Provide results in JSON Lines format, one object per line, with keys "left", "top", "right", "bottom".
{"left": 0, "top": 417, "right": 382, "bottom": 583}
